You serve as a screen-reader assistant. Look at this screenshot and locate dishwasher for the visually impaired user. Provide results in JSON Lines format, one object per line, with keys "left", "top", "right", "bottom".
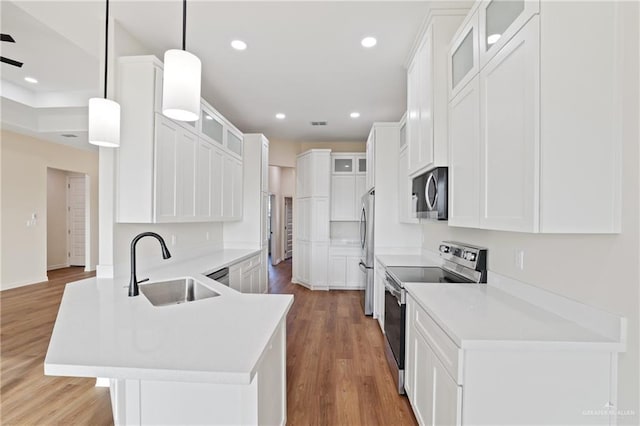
{"left": 206, "top": 267, "right": 230, "bottom": 286}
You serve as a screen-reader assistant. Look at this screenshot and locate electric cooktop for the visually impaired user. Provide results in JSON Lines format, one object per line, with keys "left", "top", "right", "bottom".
{"left": 386, "top": 266, "right": 473, "bottom": 287}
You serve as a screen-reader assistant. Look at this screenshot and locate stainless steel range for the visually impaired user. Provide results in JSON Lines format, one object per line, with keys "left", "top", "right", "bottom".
{"left": 383, "top": 241, "right": 488, "bottom": 394}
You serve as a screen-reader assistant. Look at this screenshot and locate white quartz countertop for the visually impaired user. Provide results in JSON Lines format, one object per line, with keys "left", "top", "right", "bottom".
{"left": 405, "top": 283, "right": 624, "bottom": 352}
{"left": 45, "top": 249, "right": 294, "bottom": 385}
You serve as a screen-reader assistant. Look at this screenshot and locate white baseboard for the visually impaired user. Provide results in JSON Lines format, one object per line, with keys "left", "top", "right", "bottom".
{"left": 47, "top": 263, "right": 69, "bottom": 271}
{"left": 1, "top": 275, "right": 49, "bottom": 291}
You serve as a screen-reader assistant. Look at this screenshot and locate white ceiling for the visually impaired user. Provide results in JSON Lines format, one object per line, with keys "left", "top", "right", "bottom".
{"left": 1, "top": 1, "right": 454, "bottom": 143}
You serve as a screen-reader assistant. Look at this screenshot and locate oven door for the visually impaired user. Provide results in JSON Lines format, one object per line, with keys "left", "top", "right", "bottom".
{"left": 383, "top": 275, "right": 405, "bottom": 370}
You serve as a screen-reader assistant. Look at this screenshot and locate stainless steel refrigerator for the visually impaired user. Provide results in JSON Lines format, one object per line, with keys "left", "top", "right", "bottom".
{"left": 359, "top": 189, "right": 374, "bottom": 316}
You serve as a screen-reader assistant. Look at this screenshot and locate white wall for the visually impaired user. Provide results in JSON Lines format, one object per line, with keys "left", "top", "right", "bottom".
{"left": 421, "top": 4, "right": 639, "bottom": 422}
{"left": 46, "top": 168, "right": 69, "bottom": 270}
{"left": 0, "top": 130, "right": 99, "bottom": 289}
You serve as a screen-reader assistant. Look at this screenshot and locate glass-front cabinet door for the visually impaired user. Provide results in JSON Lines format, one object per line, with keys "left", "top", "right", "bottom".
{"left": 201, "top": 108, "right": 224, "bottom": 146}
{"left": 333, "top": 157, "right": 354, "bottom": 173}
{"left": 226, "top": 129, "right": 243, "bottom": 157}
{"left": 357, "top": 157, "right": 367, "bottom": 174}
{"left": 479, "top": 0, "right": 539, "bottom": 67}
{"left": 449, "top": 12, "right": 479, "bottom": 99}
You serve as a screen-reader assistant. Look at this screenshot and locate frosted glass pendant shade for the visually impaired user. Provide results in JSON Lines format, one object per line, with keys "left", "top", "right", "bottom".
{"left": 162, "top": 49, "right": 201, "bottom": 122}
{"left": 88, "top": 97, "right": 121, "bottom": 147}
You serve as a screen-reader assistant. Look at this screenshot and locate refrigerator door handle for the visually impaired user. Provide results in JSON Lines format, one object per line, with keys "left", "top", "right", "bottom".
{"left": 360, "top": 207, "right": 366, "bottom": 249}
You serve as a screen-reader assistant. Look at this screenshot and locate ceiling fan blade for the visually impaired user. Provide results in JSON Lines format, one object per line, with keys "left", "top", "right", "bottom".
{"left": 0, "top": 57, "right": 23, "bottom": 68}
{"left": 1, "top": 34, "right": 16, "bottom": 43}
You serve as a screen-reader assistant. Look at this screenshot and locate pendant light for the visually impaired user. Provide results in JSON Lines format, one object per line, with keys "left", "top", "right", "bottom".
{"left": 88, "top": 0, "right": 120, "bottom": 148}
{"left": 162, "top": 0, "right": 201, "bottom": 122}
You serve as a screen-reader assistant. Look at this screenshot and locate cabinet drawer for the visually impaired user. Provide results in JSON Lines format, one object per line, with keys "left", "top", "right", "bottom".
{"left": 247, "top": 255, "right": 260, "bottom": 269}
{"left": 412, "top": 300, "right": 461, "bottom": 384}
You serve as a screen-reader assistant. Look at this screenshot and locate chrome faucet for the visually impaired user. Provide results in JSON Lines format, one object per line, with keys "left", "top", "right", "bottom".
{"left": 129, "top": 232, "right": 172, "bottom": 297}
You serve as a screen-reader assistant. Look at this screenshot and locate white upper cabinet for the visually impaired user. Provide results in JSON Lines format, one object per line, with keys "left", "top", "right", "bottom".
{"left": 407, "top": 11, "right": 467, "bottom": 177}
{"left": 479, "top": 17, "right": 539, "bottom": 232}
{"left": 201, "top": 107, "right": 224, "bottom": 146}
{"left": 115, "top": 56, "right": 243, "bottom": 223}
{"left": 398, "top": 116, "right": 419, "bottom": 224}
{"left": 449, "top": 12, "right": 479, "bottom": 99}
{"left": 447, "top": 1, "right": 621, "bottom": 233}
{"left": 448, "top": 78, "right": 481, "bottom": 228}
{"left": 330, "top": 153, "right": 367, "bottom": 221}
{"left": 479, "top": 0, "right": 539, "bottom": 68}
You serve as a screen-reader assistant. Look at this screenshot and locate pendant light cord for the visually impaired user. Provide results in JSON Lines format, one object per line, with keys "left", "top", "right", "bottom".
{"left": 182, "top": 0, "right": 187, "bottom": 51}
{"left": 103, "top": 0, "right": 109, "bottom": 99}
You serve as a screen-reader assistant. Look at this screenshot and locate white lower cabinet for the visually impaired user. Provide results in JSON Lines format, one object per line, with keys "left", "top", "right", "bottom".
{"left": 229, "top": 254, "right": 265, "bottom": 294}
{"left": 328, "top": 248, "right": 364, "bottom": 290}
{"left": 406, "top": 293, "right": 616, "bottom": 425}
{"left": 408, "top": 295, "right": 461, "bottom": 426}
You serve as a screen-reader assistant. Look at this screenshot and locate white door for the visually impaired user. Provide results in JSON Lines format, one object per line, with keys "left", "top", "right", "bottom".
{"left": 232, "top": 159, "right": 243, "bottom": 219}
{"left": 155, "top": 117, "right": 179, "bottom": 222}
{"left": 67, "top": 175, "right": 86, "bottom": 266}
{"left": 176, "top": 128, "right": 197, "bottom": 219}
{"left": 284, "top": 197, "right": 293, "bottom": 260}
{"left": 432, "top": 354, "right": 462, "bottom": 426}
{"left": 329, "top": 255, "right": 346, "bottom": 288}
{"left": 222, "top": 156, "right": 235, "bottom": 219}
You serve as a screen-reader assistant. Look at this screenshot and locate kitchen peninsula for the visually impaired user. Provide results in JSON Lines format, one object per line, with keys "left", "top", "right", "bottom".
{"left": 44, "top": 249, "right": 293, "bottom": 425}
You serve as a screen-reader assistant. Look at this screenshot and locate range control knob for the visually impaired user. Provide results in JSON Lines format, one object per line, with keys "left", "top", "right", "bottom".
{"left": 439, "top": 245, "right": 450, "bottom": 253}
{"left": 464, "top": 252, "right": 476, "bottom": 262}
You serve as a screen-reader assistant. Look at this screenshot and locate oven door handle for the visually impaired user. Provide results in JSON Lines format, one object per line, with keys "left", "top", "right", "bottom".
{"left": 384, "top": 277, "right": 403, "bottom": 305}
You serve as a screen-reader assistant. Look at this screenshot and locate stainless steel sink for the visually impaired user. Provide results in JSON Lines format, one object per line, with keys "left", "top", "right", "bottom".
{"left": 139, "top": 277, "right": 220, "bottom": 307}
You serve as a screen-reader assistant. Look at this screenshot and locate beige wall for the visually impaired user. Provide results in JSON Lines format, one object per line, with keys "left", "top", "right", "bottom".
{"left": 269, "top": 139, "right": 366, "bottom": 168}
{"left": 1, "top": 130, "right": 99, "bottom": 290}
{"left": 46, "top": 168, "right": 69, "bottom": 270}
{"left": 422, "top": 5, "right": 639, "bottom": 422}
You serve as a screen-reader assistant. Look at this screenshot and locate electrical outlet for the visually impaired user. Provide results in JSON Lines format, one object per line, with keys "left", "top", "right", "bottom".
{"left": 206, "top": 231, "right": 210, "bottom": 241}
{"left": 514, "top": 249, "right": 525, "bottom": 270}
{"left": 171, "top": 235, "right": 177, "bottom": 246}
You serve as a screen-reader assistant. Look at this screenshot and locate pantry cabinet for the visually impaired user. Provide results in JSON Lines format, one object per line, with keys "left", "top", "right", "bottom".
{"left": 293, "top": 150, "right": 331, "bottom": 290}
{"left": 116, "top": 55, "right": 243, "bottom": 223}
{"left": 447, "top": 1, "right": 621, "bottom": 233}
{"left": 406, "top": 10, "right": 467, "bottom": 177}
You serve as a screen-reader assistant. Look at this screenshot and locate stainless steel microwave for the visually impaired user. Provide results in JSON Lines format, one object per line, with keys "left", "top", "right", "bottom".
{"left": 412, "top": 167, "right": 448, "bottom": 220}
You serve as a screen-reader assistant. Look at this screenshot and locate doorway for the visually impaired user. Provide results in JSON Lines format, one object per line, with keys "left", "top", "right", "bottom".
{"left": 284, "top": 197, "right": 293, "bottom": 260}
{"left": 47, "top": 168, "right": 89, "bottom": 271}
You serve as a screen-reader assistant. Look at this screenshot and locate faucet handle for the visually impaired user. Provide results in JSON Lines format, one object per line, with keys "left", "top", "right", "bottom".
{"left": 137, "top": 278, "right": 150, "bottom": 284}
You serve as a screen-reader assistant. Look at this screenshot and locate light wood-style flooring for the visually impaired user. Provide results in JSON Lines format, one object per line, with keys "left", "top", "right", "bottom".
{"left": 1, "top": 267, "right": 112, "bottom": 425}
{"left": 269, "top": 259, "right": 416, "bottom": 425}
{"left": 1, "top": 262, "right": 416, "bottom": 425}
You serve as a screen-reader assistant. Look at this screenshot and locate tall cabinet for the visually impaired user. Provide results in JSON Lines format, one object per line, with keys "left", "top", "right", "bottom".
{"left": 293, "top": 150, "right": 331, "bottom": 290}
{"left": 225, "top": 134, "right": 269, "bottom": 293}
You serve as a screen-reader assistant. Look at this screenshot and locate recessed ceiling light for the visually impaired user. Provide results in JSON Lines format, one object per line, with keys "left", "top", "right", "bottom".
{"left": 24, "top": 76, "right": 38, "bottom": 84}
{"left": 231, "top": 40, "right": 247, "bottom": 51}
{"left": 276, "top": 113, "right": 286, "bottom": 120}
{"left": 350, "top": 112, "right": 360, "bottom": 118}
{"left": 361, "top": 37, "right": 377, "bottom": 48}
{"left": 487, "top": 34, "right": 501, "bottom": 45}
